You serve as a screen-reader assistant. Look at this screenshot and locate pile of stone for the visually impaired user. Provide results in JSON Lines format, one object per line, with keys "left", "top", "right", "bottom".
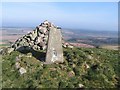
{"left": 10, "top": 20, "right": 73, "bottom": 52}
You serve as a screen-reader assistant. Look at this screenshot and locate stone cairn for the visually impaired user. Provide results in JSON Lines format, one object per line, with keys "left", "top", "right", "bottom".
{"left": 11, "top": 20, "right": 72, "bottom": 52}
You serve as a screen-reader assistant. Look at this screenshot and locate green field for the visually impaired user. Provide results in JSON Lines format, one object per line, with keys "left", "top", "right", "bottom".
{"left": 2, "top": 47, "right": 120, "bottom": 88}
{"left": 0, "top": 44, "right": 9, "bottom": 48}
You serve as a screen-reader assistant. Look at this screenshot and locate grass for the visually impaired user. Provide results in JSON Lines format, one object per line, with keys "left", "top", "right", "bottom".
{"left": 1, "top": 47, "right": 120, "bottom": 88}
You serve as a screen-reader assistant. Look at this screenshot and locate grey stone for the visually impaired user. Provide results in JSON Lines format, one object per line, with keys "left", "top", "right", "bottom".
{"left": 87, "top": 55, "right": 93, "bottom": 60}
{"left": 43, "top": 35, "right": 48, "bottom": 42}
{"left": 15, "top": 56, "right": 20, "bottom": 61}
{"left": 44, "top": 30, "right": 49, "bottom": 35}
{"left": 43, "top": 20, "right": 49, "bottom": 25}
{"left": 78, "top": 84, "right": 84, "bottom": 88}
{"left": 40, "top": 27, "right": 47, "bottom": 34}
{"left": 19, "top": 67, "right": 27, "bottom": 75}
{"left": 30, "top": 31, "right": 37, "bottom": 41}
{"left": 23, "top": 41, "right": 29, "bottom": 46}
{"left": 42, "top": 45, "right": 46, "bottom": 50}
{"left": 38, "top": 41, "right": 45, "bottom": 47}
{"left": 0, "top": 49, "right": 3, "bottom": 54}
{"left": 26, "top": 53, "right": 32, "bottom": 57}
{"left": 38, "top": 32, "right": 41, "bottom": 36}
{"left": 29, "top": 42, "right": 34, "bottom": 46}
{"left": 32, "top": 45, "right": 38, "bottom": 50}
{"left": 41, "top": 34, "right": 44, "bottom": 38}
{"left": 16, "top": 46, "right": 25, "bottom": 51}
{"left": 68, "top": 45, "right": 74, "bottom": 48}
{"left": 7, "top": 48, "right": 14, "bottom": 54}
{"left": 45, "top": 27, "right": 64, "bottom": 64}
{"left": 35, "top": 37, "right": 43, "bottom": 44}
{"left": 38, "top": 26, "right": 43, "bottom": 30}
{"left": 15, "top": 62, "right": 20, "bottom": 69}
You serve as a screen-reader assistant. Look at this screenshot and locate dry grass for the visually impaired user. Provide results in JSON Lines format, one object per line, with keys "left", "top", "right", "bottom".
{"left": 100, "top": 45, "right": 119, "bottom": 50}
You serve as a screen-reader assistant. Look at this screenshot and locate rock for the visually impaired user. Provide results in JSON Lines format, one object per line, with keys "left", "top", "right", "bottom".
{"left": 41, "top": 23, "right": 48, "bottom": 27}
{"left": 30, "top": 31, "right": 37, "bottom": 40}
{"left": 23, "top": 41, "right": 29, "bottom": 46}
{"left": 0, "top": 48, "right": 3, "bottom": 54}
{"left": 7, "top": 48, "right": 14, "bottom": 54}
{"left": 19, "top": 67, "right": 27, "bottom": 75}
{"left": 41, "top": 34, "right": 44, "bottom": 38}
{"left": 72, "top": 64, "right": 76, "bottom": 68}
{"left": 25, "top": 46, "right": 31, "bottom": 50}
{"left": 15, "top": 62, "right": 20, "bottom": 69}
{"left": 16, "top": 46, "right": 25, "bottom": 51}
{"left": 42, "top": 45, "right": 46, "bottom": 50}
{"left": 43, "top": 36, "right": 48, "bottom": 42}
{"left": 40, "top": 27, "right": 47, "bottom": 34}
{"left": 78, "top": 84, "right": 84, "bottom": 88}
{"left": 29, "top": 34, "right": 33, "bottom": 40}
{"left": 45, "top": 31, "right": 49, "bottom": 35}
{"left": 68, "top": 71, "right": 75, "bottom": 77}
{"left": 32, "top": 45, "right": 38, "bottom": 50}
{"left": 90, "top": 50, "right": 94, "bottom": 54}
{"left": 19, "top": 40, "right": 25, "bottom": 46}
{"left": 43, "top": 20, "right": 49, "bottom": 25}
{"left": 68, "top": 45, "right": 74, "bottom": 48}
{"left": 35, "top": 37, "right": 43, "bottom": 44}
{"left": 38, "top": 26, "right": 43, "bottom": 30}
{"left": 15, "top": 56, "right": 20, "bottom": 61}
{"left": 87, "top": 55, "right": 93, "bottom": 60}
{"left": 38, "top": 32, "right": 41, "bottom": 36}
{"left": 18, "top": 54, "right": 23, "bottom": 58}
{"left": 62, "top": 44, "right": 67, "bottom": 48}
{"left": 26, "top": 53, "right": 32, "bottom": 57}
{"left": 38, "top": 41, "right": 45, "bottom": 47}
{"left": 84, "top": 63, "right": 90, "bottom": 69}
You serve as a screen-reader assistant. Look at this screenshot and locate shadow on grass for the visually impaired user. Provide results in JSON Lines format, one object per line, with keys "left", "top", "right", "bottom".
{"left": 16, "top": 46, "right": 46, "bottom": 62}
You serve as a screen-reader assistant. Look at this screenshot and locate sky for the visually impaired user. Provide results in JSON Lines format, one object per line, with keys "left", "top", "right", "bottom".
{"left": 1, "top": 2, "right": 118, "bottom": 31}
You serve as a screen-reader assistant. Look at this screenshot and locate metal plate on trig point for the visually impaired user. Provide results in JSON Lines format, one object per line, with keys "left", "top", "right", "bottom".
{"left": 45, "top": 27, "right": 64, "bottom": 64}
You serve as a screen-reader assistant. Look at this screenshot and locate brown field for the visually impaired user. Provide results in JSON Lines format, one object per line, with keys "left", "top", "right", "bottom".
{"left": 70, "top": 42, "right": 95, "bottom": 48}
{"left": 100, "top": 45, "right": 119, "bottom": 50}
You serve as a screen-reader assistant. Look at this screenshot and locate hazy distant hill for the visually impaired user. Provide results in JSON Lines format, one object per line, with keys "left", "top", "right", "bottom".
{"left": 62, "top": 28, "right": 118, "bottom": 47}
{"left": 0, "top": 27, "right": 118, "bottom": 50}
{"left": 62, "top": 28, "right": 118, "bottom": 38}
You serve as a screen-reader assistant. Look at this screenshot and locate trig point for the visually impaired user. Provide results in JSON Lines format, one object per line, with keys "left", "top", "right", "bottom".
{"left": 45, "top": 23, "right": 64, "bottom": 64}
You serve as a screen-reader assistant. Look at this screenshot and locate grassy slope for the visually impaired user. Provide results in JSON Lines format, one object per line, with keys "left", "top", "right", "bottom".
{"left": 2, "top": 47, "right": 120, "bottom": 88}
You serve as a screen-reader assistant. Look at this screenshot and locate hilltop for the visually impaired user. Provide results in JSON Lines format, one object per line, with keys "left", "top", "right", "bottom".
{"left": 2, "top": 47, "right": 119, "bottom": 88}
{"left": 1, "top": 21, "right": 120, "bottom": 88}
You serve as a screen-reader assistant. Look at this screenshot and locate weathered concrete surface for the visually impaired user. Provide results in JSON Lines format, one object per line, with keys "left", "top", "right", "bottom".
{"left": 45, "top": 27, "right": 64, "bottom": 64}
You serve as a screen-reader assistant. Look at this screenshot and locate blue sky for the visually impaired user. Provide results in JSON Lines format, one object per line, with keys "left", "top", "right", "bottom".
{"left": 2, "top": 2, "right": 118, "bottom": 31}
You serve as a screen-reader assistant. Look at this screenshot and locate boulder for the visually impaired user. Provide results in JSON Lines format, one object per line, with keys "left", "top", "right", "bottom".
{"left": 15, "top": 62, "right": 20, "bottom": 69}
{"left": 78, "top": 84, "right": 84, "bottom": 88}
{"left": 7, "top": 48, "right": 14, "bottom": 54}
{"left": 19, "top": 67, "right": 27, "bottom": 75}
{"left": 87, "top": 55, "right": 93, "bottom": 60}
{"left": 15, "top": 56, "right": 20, "bottom": 61}
{"left": 35, "top": 37, "right": 43, "bottom": 44}
{"left": 32, "top": 45, "right": 38, "bottom": 50}
{"left": 40, "top": 27, "right": 47, "bottom": 34}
